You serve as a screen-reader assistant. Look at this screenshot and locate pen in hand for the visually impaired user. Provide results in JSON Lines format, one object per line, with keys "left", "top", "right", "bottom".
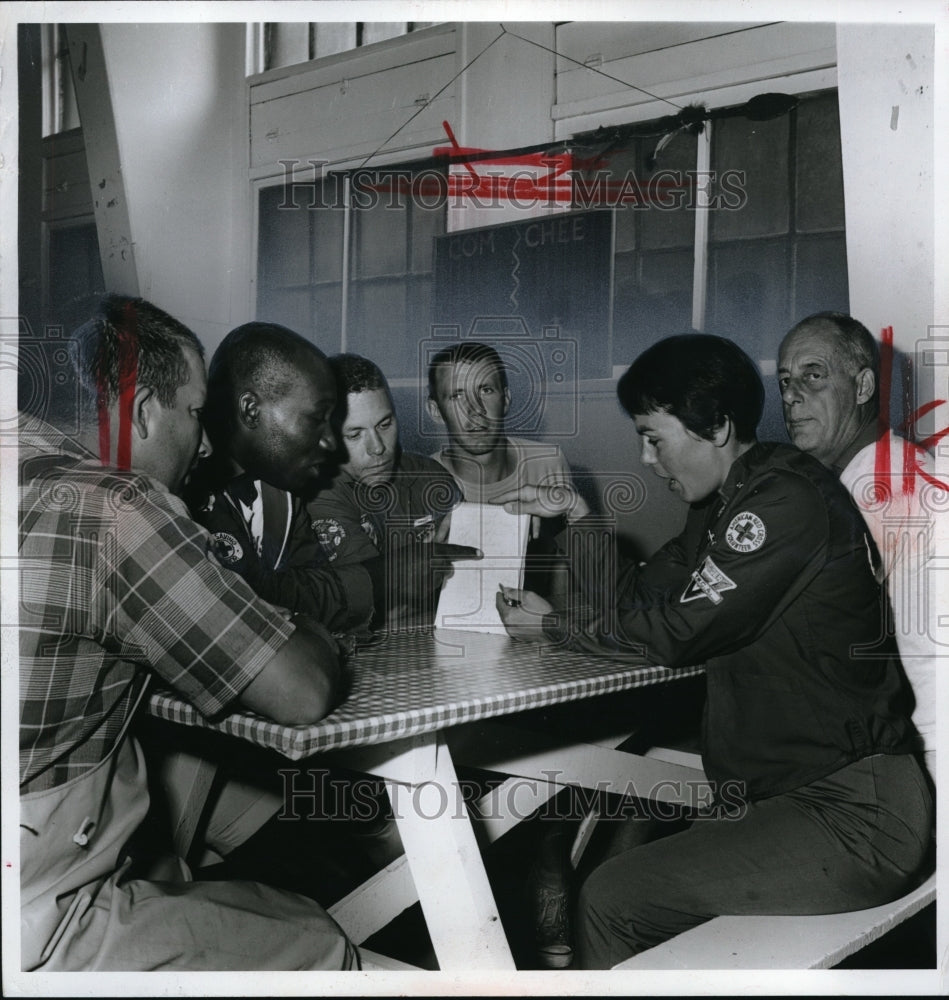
{"left": 498, "top": 584, "right": 521, "bottom": 608}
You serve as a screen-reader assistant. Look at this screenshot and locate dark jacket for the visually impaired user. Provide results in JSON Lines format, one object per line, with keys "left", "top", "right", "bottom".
{"left": 306, "top": 452, "right": 462, "bottom": 626}
{"left": 185, "top": 462, "right": 374, "bottom": 634}
{"left": 306, "top": 452, "right": 461, "bottom": 566}
{"left": 545, "top": 442, "right": 916, "bottom": 801}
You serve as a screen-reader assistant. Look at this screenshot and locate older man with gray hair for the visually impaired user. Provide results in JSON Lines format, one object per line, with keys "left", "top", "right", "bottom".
{"left": 778, "top": 311, "right": 941, "bottom": 782}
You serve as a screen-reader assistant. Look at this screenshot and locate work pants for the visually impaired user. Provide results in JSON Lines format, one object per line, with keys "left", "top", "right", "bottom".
{"left": 577, "top": 752, "right": 933, "bottom": 969}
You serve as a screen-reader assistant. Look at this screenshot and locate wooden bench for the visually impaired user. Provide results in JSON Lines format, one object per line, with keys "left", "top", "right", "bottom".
{"left": 613, "top": 872, "right": 936, "bottom": 969}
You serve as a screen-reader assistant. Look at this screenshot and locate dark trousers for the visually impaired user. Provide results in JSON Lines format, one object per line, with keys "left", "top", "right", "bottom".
{"left": 577, "top": 753, "right": 933, "bottom": 969}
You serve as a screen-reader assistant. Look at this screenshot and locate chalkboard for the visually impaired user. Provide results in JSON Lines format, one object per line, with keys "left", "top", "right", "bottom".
{"left": 433, "top": 210, "right": 613, "bottom": 380}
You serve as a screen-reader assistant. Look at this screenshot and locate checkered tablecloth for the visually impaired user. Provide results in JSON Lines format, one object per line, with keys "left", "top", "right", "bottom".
{"left": 147, "top": 628, "right": 704, "bottom": 760}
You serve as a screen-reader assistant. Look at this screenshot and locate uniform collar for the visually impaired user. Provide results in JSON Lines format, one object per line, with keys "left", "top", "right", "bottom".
{"left": 717, "top": 441, "right": 775, "bottom": 505}
{"left": 228, "top": 471, "right": 259, "bottom": 506}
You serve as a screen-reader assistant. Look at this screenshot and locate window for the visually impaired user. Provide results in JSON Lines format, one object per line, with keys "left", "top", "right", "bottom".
{"left": 256, "top": 89, "right": 848, "bottom": 408}
{"left": 46, "top": 220, "right": 105, "bottom": 328}
{"left": 707, "top": 90, "right": 848, "bottom": 360}
{"left": 576, "top": 89, "right": 848, "bottom": 384}
{"left": 19, "top": 23, "right": 104, "bottom": 336}
{"left": 603, "top": 129, "right": 700, "bottom": 369}
{"left": 252, "top": 22, "right": 441, "bottom": 74}
{"left": 256, "top": 166, "right": 446, "bottom": 378}
{"left": 706, "top": 90, "right": 848, "bottom": 437}
{"left": 41, "top": 25, "right": 80, "bottom": 137}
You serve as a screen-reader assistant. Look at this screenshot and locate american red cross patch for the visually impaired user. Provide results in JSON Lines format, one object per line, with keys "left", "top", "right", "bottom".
{"left": 210, "top": 531, "right": 243, "bottom": 565}
{"left": 725, "top": 511, "right": 766, "bottom": 553}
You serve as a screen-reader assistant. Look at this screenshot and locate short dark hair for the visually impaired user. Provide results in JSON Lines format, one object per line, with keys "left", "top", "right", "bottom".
{"left": 205, "top": 321, "right": 326, "bottom": 438}
{"left": 617, "top": 334, "right": 764, "bottom": 443}
{"left": 329, "top": 353, "right": 390, "bottom": 397}
{"left": 787, "top": 311, "right": 880, "bottom": 377}
{"left": 427, "top": 341, "right": 507, "bottom": 400}
{"left": 71, "top": 295, "right": 203, "bottom": 420}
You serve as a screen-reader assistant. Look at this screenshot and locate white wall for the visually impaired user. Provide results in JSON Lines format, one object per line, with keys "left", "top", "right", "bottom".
{"left": 836, "top": 24, "right": 936, "bottom": 414}
{"left": 99, "top": 23, "right": 251, "bottom": 353}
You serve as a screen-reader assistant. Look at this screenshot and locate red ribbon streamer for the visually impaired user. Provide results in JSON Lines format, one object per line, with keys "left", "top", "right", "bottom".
{"left": 116, "top": 302, "right": 138, "bottom": 471}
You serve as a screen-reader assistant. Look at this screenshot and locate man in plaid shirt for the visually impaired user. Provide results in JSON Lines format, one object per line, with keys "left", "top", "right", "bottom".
{"left": 19, "top": 296, "right": 355, "bottom": 971}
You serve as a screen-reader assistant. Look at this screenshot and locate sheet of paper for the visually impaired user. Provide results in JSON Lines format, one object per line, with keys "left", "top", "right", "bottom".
{"left": 435, "top": 502, "right": 530, "bottom": 635}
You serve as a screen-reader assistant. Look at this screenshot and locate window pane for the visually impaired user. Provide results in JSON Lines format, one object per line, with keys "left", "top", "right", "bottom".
{"left": 257, "top": 286, "right": 311, "bottom": 336}
{"left": 711, "top": 115, "right": 789, "bottom": 240}
{"left": 313, "top": 203, "right": 345, "bottom": 283}
{"left": 614, "top": 206, "right": 636, "bottom": 254}
{"left": 639, "top": 130, "right": 697, "bottom": 250}
{"left": 600, "top": 146, "right": 638, "bottom": 251}
{"left": 613, "top": 248, "right": 693, "bottom": 366}
{"left": 407, "top": 276, "right": 434, "bottom": 360}
{"left": 47, "top": 222, "right": 105, "bottom": 324}
{"left": 795, "top": 92, "right": 846, "bottom": 233}
{"left": 361, "top": 23, "right": 408, "bottom": 46}
{"left": 258, "top": 184, "right": 311, "bottom": 287}
{"left": 312, "top": 284, "right": 343, "bottom": 347}
{"left": 266, "top": 23, "right": 310, "bottom": 70}
{"left": 348, "top": 279, "right": 407, "bottom": 373}
{"left": 257, "top": 164, "right": 444, "bottom": 359}
{"left": 354, "top": 192, "right": 408, "bottom": 277}
{"left": 57, "top": 26, "right": 81, "bottom": 133}
{"left": 410, "top": 187, "right": 445, "bottom": 273}
{"left": 312, "top": 23, "right": 357, "bottom": 59}
{"left": 708, "top": 239, "right": 789, "bottom": 360}
{"left": 792, "top": 235, "right": 849, "bottom": 321}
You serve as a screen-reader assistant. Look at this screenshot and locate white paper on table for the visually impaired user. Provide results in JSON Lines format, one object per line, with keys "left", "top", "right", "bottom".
{"left": 435, "top": 502, "right": 530, "bottom": 634}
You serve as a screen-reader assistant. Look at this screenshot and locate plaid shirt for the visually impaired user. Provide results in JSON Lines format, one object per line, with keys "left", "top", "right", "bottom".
{"left": 19, "top": 416, "right": 294, "bottom": 792}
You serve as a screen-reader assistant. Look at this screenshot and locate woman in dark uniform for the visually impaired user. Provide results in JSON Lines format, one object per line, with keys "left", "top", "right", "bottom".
{"left": 496, "top": 333, "right": 932, "bottom": 969}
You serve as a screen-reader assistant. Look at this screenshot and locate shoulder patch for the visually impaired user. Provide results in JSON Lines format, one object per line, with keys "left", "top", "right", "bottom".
{"left": 312, "top": 518, "right": 346, "bottom": 562}
{"left": 359, "top": 513, "right": 380, "bottom": 549}
{"left": 681, "top": 556, "right": 737, "bottom": 605}
{"left": 211, "top": 531, "right": 243, "bottom": 565}
{"left": 725, "top": 511, "right": 767, "bottom": 552}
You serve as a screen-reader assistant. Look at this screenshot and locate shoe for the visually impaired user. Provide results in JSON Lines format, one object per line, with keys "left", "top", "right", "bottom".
{"left": 352, "top": 816, "right": 404, "bottom": 870}
{"left": 529, "top": 869, "right": 574, "bottom": 969}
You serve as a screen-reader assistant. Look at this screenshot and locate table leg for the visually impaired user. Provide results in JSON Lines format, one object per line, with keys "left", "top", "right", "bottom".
{"left": 383, "top": 734, "right": 516, "bottom": 971}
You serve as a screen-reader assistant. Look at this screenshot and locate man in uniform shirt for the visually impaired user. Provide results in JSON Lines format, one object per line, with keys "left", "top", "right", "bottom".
{"left": 18, "top": 295, "right": 354, "bottom": 971}
{"left": 308, "top": 353, "right": 464, "bottom": 628}
{"left": 159, "top": 321, "right": 377, "bottom": 872}
{"left": 187, "top": 321, "right": 375, "bottom": 635}
{"left": 185, "top": 340, "right": 472, "bottom": 874}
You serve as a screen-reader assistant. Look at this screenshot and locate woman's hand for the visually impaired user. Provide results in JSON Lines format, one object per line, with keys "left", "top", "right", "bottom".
{"left": 496, "top": 585, "right": 554, "bottom": 643}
